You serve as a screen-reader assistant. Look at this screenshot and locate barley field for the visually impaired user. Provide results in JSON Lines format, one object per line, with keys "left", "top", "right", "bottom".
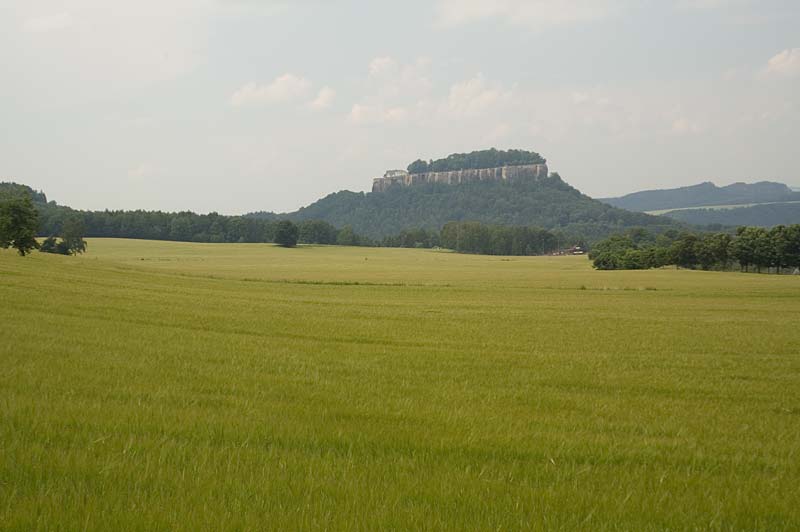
{"left": 1, "top": 239, "right": 799, "bottom": 530}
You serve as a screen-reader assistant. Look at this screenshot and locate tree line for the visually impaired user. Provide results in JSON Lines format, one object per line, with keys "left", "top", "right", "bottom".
{"left": 589, "top": 226, "right": 800, "bottom": 273}
{"left": 37, "top": 203, "right": 363, "bottom": 247}
{"left": 3, "top": 183, "right": 570, "bottom": 257}
{"left": 378, "top": 222, "right": 563, "bottom": 256}
{"left": 407, "top": 148, "right": 546, "bottom": 174}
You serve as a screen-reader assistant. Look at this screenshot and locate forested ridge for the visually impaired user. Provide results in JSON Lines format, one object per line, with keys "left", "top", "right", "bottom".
{"left": 665, "top": 202, "right": 800, "bottom": 227}
{"left": 600, "top": 181, "right": 800, "bottom": 212}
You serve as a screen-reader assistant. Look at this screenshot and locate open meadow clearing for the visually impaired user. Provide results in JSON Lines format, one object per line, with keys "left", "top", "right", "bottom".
{"left": 2, "top": 239, "right": 800, "bottom": 530}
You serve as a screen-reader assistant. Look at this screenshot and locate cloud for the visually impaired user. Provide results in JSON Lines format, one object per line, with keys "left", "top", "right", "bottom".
{"left": 368, "top": 57, "right": 396, "bottom": 77}
{"left": 22, "top": 13, "right": 73, "bottom": 32}
{"left": 348, "top": 104, "right": 410, "bottom": 125}
{"left": 230, "top": 74, "right": 311, "bottom": 107}
{"left": 348, "top": 57, "right": 433, "bottom": 126}
{"left": 444, "top": 74, "right": 512, "bottom": 118}
{"left": 349, "top": 64, "right": 513, "bottom": 127}
{"left": 764, "top": 48, "right": 800, "bottom": 78}
{"left": 366, "top": 56, "right": 432, "bottom": 97}
{"left": 670, "top": 116, "right": 702, "bottom": 135}
{"left": 435, "top": 0, "right": 616, "bottom": 29}
{"left": 127, "top": 163, "right": 160, "bottom": 180}
{"left": 308, "top": 86, "right": 335, "bottom": 110}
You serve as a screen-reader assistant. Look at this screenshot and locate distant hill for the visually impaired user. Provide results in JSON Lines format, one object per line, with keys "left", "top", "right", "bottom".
{"left": 257, "top": 172, "right": 678, "bottom": 241}
{"left": 600, "top": 181, "right": 800, "bottom": 212}
{"left": 665, "top": 202, "right": 800, "bottom": 227}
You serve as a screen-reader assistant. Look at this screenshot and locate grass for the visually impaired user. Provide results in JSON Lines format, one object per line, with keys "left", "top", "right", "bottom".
{"left": 2, "top": 239, "right": 800, "bottom": 530}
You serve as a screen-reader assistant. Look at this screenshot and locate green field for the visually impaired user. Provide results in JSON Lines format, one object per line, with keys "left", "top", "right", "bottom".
{"left": 2, "top": 239, "right": 800, "bottom": 530}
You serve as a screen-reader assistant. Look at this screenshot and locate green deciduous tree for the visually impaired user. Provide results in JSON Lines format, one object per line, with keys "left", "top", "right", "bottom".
{"left": 0, "top": 195, "right": 40, "bottom": 256}
{"left": 298, "top": 220, "right": 338, "bottom": 244}
{"left": 274, "top": 220, "right": 299, "bottom": 247}
{"left": 669, "top": 233, "right": 699, "bottom": 269}
{"left": 336, "top": 226, "right": 358, "bottom": 246}
{"left": 590, "top": 225, "right": 800, "bottom": 273}
{"left": 61, "top": 215, "right": 87, "bottom": 254}
{"left": 406, "top": 159, "right": 429, "bottom": 174}
{"left": 782, "top": 225, "right": 800, "bottom": 271}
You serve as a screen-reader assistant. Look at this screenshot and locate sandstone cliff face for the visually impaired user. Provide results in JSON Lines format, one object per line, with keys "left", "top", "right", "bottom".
{"left": 372, "top": 163, "right": 549, "bottom": 193}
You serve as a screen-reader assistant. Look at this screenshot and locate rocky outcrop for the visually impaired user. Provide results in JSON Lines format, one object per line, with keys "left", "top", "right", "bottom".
{"left": 372, "top": 163, "right": 549, "bottom": 193}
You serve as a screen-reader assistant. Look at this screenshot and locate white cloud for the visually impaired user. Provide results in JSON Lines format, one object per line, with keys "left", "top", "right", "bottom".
{"left": 348, "top": 57, "right": 434, "bottom": 126}
{"left": 670, "top": 116, "right": 702, "bottom": 135}
{"left": 436, "top": 0, "right": 616, "bottom": 29}
{"left": 230, "top": 74, "right": 311, "bottom": 107}
{"left": 308, "top": 86, "right": 335, "bottom": 110}
{"left": 348, "top": 104, "right": 410, "bottom": 125}
{"left": 351, "top": 66, "right": 513, "bottom": 127}
{"left": 368, "top": 56, "right": 396, "bottom": 77}
{"left": 444, "top": 74, "right": 511, "bottom": 118}
{"left": 127, "top": 163, "right": 160, "bottom": 180}
{"left": 764, "top": 48, "right": 800, "bottom": 78}
{"left": 366, "top": 56, "right": 432, "bottom": 97}
{"left": 22, "top": 13, "right": 73, "bottom": 32}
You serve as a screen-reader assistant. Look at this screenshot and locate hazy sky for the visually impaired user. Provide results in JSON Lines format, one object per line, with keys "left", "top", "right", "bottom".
{"left": 2, "top": 0, "right": 799, "bottom": 214}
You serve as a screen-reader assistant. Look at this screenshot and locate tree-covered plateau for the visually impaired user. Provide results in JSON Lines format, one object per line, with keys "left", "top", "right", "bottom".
{"left": 288, "top": 175, "right": 679, "bottom": 241}
{"left": 406, "top": 148, "right": 546, "bottom": 174}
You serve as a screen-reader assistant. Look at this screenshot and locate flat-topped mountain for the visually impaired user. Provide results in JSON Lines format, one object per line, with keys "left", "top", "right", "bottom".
{"left": 372, "top": 149, "right": 549, "bottom": 193}
{"left": 600, "top": 181, "right": 800, "bottom": 212}
{"left": 280, "top": 149, "right": 678, "bottom": 240}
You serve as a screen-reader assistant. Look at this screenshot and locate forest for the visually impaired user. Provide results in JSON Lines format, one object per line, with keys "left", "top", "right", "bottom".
{"left": 2, "top": 182, "right": 566, "bottom": 255}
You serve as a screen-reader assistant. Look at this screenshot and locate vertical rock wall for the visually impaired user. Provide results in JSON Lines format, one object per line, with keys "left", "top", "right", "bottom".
{"left": 372, "top": 163, "right": 549, "bottom": 192}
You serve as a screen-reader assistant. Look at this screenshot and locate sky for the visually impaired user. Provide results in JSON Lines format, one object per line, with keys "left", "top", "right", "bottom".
{"left": 1, "top": 0, "right": 799, "bottom": 214}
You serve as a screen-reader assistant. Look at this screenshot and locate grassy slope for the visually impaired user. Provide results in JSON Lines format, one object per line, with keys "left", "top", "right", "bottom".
{"left": 2, "top": 240, "right": 800, "bottom": 530}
